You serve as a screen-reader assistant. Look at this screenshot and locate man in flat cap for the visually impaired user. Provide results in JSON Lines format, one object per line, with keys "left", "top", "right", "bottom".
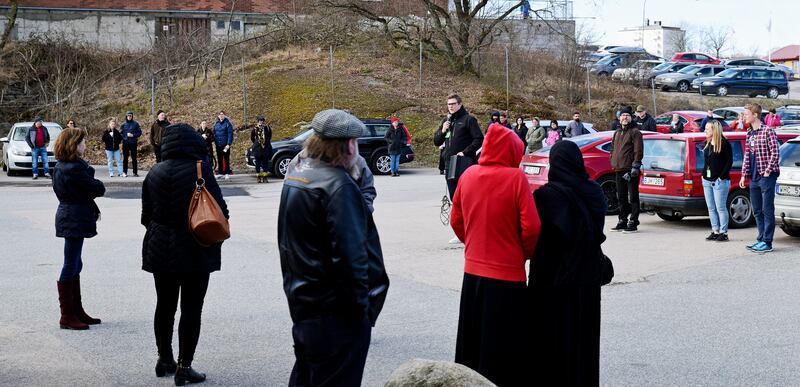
{"left": 277, "top": 109, "right": 389, "bottom": 387}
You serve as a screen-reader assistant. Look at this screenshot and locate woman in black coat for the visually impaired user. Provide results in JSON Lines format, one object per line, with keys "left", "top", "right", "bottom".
{"left": 385, "top": 118, "right": 408, "bottom": 176}
{"left": 250, "top": 116, "right": 273, "bottom": 183}
{"left": 141, "top": 124, "right": 229, "bottom": 385}
{"left": 52, "top": 128, "right": 106, "bottom": 330}
{"left": 530, "top": 140, "right": 607, "bottom": 386}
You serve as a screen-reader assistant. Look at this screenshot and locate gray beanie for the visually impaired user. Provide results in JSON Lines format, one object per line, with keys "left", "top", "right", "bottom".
{"left": 310, "top": 109, "right": 365, "bottom": 139}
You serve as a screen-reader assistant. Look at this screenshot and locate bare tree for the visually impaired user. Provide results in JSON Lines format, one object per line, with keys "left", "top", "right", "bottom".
{"left": 0, "top": 0, "right": 18, "bottom": 50}
{"left": 703, "top": 25, "right": 732, "bottom": 59}
{"left": 217, "top": 0, "right": 238, "bottom": 79}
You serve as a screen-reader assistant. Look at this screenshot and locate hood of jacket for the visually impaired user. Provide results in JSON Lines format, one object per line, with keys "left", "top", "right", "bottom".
{"left": 478, "top": 123, "right": 523, "bottom": 167}
{"left": 160, "top": 124, "right": 208, "bottom": 161}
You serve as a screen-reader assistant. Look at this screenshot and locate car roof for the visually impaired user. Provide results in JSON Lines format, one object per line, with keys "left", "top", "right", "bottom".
{"left": 361, "top": 119, "right": 391, "bottom": 124}
{"left": 674, "top": 51, "right": 715, "bottom": 57}
{"left": 663, "top": 111, "right": 721, "bottom": 119}
{"left": 13, "top": 122, "right": 62, "bottom": 127}
{"left": 714, "top": 107, "right": 745, "bottom": 112}
{"left": 646, "top": 131, "right": 798, "bottom": 140}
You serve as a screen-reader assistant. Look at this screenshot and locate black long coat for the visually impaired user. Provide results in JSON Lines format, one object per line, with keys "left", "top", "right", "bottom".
{"left": 141, "top": 124, "right": 229, "bottom": 273}
{"left": 52, "top": 160, "right": 105, "bottom": 238}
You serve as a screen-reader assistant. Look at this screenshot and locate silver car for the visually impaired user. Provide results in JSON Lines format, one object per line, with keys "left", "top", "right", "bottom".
{"left": 776, "top": 137, "right": 800, "bottom": 237}
{"left": 654, "top": 64, "right": 726, "bottom": 92}
{"left": 1, "top": 122, "right": 63, "bottom": 176}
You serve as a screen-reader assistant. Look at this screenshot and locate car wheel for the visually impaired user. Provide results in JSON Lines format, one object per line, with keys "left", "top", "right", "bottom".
{"left": 677, "top": 81, "right": 689, "bottom": 92}
{"left": 371, "top": 152, "right": 391, "bottom": 175}
{"left": 767, "top": 87, "right": 780, "bottom": 99}
{"left": 727, "top": 190, "right": 753, "bottom": 229}
{"left": 597, "top": 72, "right": 609, "bottom": 77}
{"left": 716, "top": 85, "right": 728, "bottom": 97}
{"left": 273, "top": 154, "right": 293, "bottom": 179}
{"left": 597, "top": 176, "right": 619, "bottom": 215}
{"left": 780, "top": 226, "right": 800, "bottom": 237}
{"left": 657, "top": 213, "right": 684, "bottom": 221}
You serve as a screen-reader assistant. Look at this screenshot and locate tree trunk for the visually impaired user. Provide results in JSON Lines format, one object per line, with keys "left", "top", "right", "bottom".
{"left": 0, "top": 0, "right": 19, "bottom": 51}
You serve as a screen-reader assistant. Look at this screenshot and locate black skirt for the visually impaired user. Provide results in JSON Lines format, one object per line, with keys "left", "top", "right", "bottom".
{"left": 455, "top": 273, "right": 529, "bottom": 387}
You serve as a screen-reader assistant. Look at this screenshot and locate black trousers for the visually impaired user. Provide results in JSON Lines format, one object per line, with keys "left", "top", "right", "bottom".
{"left": 154, "top": 144, "right": 162, "bottom": 163}
{"left": 616, "top": 172, "right": 640, "bottom": 222}
{"left": 289, "top": 315, "right": 371, "bottom": 387}
{"left": 122, "top": 143, "right": 137, "bottom": 174}
{"left": 216, "top": 145, "right": 232, "bottom": 175}
{"left": 153, "top": 272, "right": 210, "bottom": 365}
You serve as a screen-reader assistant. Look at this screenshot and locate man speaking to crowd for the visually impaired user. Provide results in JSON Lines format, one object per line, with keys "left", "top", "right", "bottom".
{"left": 433, "top": 94, "right": 484, "bottom": 200}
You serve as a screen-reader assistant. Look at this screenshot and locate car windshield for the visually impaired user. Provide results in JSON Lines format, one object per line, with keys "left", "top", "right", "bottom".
{"left": 597, "top": 55, "right": 617, "bottom": 65}
{"left": 12, "top": 125, "right": 62, "bottom": 142}
{"left": 677, "top": 65, "right": 701, "bottom": 74}
{"left": 780, "top": 142, "right": 800, "bottom": 167}
{"left": 642, "top": 139, "right": 686, "bottom": 172}
{"left": 716, "top": 69, "right": 739, "bottom": 78}
{"left": 652, "top": 63, "right": 671, "bottom": 71}
{"left": 536, "top": 137, "right": 598, "bottom": 155}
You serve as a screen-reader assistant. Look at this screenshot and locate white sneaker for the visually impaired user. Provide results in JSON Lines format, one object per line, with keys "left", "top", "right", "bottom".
{"left": 215, "top": 174, "right": 223, "bottom": 179}
{"left": 448, "top": 237, "right": 462, "bottom": 244}
{"left": 121, "top": 173, "right": 127, "bottom": 177}
{"left": 224, "top": 175, "right": 230, "bottom": 180}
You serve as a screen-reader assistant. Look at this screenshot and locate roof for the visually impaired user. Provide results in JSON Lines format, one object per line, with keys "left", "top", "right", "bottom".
{"left": 666, "top": 111, "right": 722, "bottom": 119}
{"left": 0, "top": 0, "right": 284, "bottom": 13}
{"left": 769, "top": 45, "right": 800, "bottom": 62}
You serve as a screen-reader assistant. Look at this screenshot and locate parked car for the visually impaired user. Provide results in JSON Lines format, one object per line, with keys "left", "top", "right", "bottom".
{"left": 611, "top": 59, "right": 666, "bottom": 85}
{"left": 597, "top": 45, "right": 623, "bottom": 53}
{"left": 655, "top": 64, "right": 727, "bottom": 92}
{"left": 712, "top": 107, "right": 770, "bottom": 126}
{"left": 648, "top": 61, "right": 692, "bottom": 81}
{"left": 776, "top": 105, "right": 800, "bottom": 126}
{"left": 722, "top": 58, "right": 794, "bottom": 80}
{"left": 246, "top": 119, "right": 415, "bottom": 178}
{"left": 653, "top": 111, "right": 731, "bottom": 133}
{"left": 519, "top": 130, "right": 658, "bottom": 215}
{"left": 671, "top": 52, "right": 721, "bottom": 65}
{"left": 776, "top": 137, "right": 800, "bottom": 236}
{"left": 589, "top": 51, "right": 662, "bottom": 77}
{"left": 638, "top": 132, "right": 798, "bottom": 228}
{"left": 522, "top": 119, "right": 596, "bottom": 144}
{"left": 692, "top": 67, "right": 789, "bottom": 98}
{"left": 1, "top": 121, "right": 62, "bottom": 176}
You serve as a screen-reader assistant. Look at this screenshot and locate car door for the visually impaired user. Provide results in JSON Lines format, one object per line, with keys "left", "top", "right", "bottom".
{"left": 733, "top": 69, "right": 752, "bottom": 94}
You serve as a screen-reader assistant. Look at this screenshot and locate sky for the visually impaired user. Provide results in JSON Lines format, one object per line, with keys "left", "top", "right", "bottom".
{"left": 492, "top": 0, "right": 799, "bottom": 58}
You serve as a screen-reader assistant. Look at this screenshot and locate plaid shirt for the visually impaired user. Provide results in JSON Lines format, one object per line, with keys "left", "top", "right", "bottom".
{"left": 742, "top": 126, "right": 780, "bottom": 178}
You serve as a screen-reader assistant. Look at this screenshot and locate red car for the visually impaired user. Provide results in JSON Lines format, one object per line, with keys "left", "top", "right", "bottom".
{"left": 671, "top": 52, "right": 721, "bottom": 65}
{"left": 639, "top": 132, "right": 799, "bottom": 228}
{"left": 654, "top": 111, "right": 731, "bottom": 133}
{"left": 520, "top": 131, "right": 657, "bottom": 214}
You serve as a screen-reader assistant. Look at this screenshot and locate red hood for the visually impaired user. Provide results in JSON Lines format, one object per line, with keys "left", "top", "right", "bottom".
{"left": 479, "top": 123, "right": 523, "bottom": 167}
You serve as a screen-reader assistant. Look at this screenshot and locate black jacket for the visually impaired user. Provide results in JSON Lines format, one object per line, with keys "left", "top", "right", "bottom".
{"left": 141, "top": 124, "right": 229, "bottom": 273}
{"left": 633, "top": 113, "right": 656, "bottom": 132}
{"left": 52, "top": 159, "right": 105, "bottom": 238}
{"left": 278, "top": 157, "right": 389, "bottom": 325}
{"left": 702, "top": 137, "right": 733, "bottom": 181}
{"left": 384, "top": 126, "right": 408, "bottom": 155}
{"left": 669, "top": 120, "right": 684, "bottom": 134}
{"left": 102, "top": 128, "right": 123, "bottom": 151}
{"left": 26, "top": 124, "right": 50, "bottom": 149}
{"left": 433, "top": 106, "right": 484, "bottom": 163}
{"left": 250, "top": 124, "right": 273, "bottom": 158}
{"left": 197, "top": 127, "right": 215, "bottom": 156}
{"left": 513, "top": 123, "right": 528, "bottom": 148}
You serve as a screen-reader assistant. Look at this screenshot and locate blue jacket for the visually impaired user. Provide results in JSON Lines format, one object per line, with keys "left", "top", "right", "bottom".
{"left": 214, "top": 118, "right": 234, "bottom": 146}
{"left": 52, "top": 159, "right": 105, "bottom": 238}
{"left": 120, "top": 119, "right": 142, "bottom": 145}
{"left": 26, "top": 125, "right": 50, "bottom": 149}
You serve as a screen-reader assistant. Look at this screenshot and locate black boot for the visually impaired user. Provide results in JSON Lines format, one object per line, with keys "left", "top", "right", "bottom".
{"left": 174, "top": 361, "right": 206, "bottom": 386}
{"left": 611, "top": 219, "right": 627, "bottom": 232}
{"left": 156, "top": 357, "right": 178, "bottom": 377}
{"left": 155, "top": 329, "right": 175, "bottom": 377}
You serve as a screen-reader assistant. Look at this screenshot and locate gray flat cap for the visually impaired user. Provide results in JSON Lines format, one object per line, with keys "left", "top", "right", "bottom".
{"left": 310, "top": 109, "right": 365, "bottom": 139}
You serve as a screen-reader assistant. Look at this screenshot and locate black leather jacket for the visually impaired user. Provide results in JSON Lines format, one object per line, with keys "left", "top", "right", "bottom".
{"left": 278, "top": 157, "right": 389, "bottom": 325}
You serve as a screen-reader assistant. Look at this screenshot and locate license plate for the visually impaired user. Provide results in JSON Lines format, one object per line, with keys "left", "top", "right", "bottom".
{"left": 524, "top": 165, "right": 541, "bottom": 175}
{"left": 642, "top": 176, "right": 664, "bottom": 186}
{"left": 778, "top": 185, "right": 800, "bottom": 197}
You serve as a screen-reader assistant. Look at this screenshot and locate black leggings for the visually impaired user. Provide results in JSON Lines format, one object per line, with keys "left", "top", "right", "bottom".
{"left": 153, "top": 272, "right": 210, "bottom": 364}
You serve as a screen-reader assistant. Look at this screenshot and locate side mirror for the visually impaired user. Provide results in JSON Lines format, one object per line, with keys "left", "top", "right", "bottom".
{"left": 0, "top": 137, "right": 7, "bottom": 143}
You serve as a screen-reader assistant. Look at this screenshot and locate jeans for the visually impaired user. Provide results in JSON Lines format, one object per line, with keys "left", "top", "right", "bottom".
{"left": 254, "top": 157, "right": 269, "bottom": 174}
{"left": 60, "top": 237, "right": 84, "bottom": 281}
{"left": 105, "top": 150, "right": 123, "bottom": 176}
{"left": 154, "top": 144, "right": 162, "bottom": 163}
{"left": 615, "top": 172, "right": 640, "bottom": 223}
{"left": 289, "top": 315, "right": 371, "bottom": 387}
{"left": 153, "top": 272, "right": 210, "bottom": 364}
{"left": 216, "top": 144, "right": 232, "bottom": 175}
{"left": 389, "top": 154, "right": 401, "bottom": 174}
{"left": 702, "top": 178, "right": 730, "bottom": 233}
{"left": 31, "top": 147, "right": 49, "bottom": 176}
{"left": 750, "top": 174, "right": 777, "bottom": 245}
{"left": 122, "top": 143, "right": 137, "bottom": 174}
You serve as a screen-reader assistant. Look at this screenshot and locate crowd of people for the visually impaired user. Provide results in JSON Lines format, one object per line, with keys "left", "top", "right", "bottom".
{"left": 38, "top": 85, "right": 786, "bottom": 386}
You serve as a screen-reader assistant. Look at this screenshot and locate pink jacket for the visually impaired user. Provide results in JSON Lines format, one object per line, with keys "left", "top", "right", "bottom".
{"left": 764, "top": 114, "right": 781, "bottom": 128}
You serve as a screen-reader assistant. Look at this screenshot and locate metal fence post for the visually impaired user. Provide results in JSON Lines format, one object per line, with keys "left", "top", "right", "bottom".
{"left": 651, "top": 78, "right": 657, "bottom": 116}
{"left": 330, "top": 46, "right": 335, "bottom": 109}
{"left": 150, "top": 77, "right": 156, "bottom": 117}
{"left": 505, "top": 46, "right": 509, "bottom": 112}
{"left": 242, "top": 56, "right": 248, "bottom": 127}
{"left": 586, "top": 66, "right": 592, "bottom": 121}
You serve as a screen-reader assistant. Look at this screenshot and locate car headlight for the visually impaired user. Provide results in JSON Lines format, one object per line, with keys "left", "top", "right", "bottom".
{"left": 11, "top": 148, "right": 27, "bottom": 156}
{"left": 702, "top": 81, "right": 715, "bottom": 86}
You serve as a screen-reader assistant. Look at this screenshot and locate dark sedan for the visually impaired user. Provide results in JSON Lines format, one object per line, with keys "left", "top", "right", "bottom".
{"left": 692, "top": 67, "right": 789, "bottom": 98}
{"left": 246, "top": 119, "right": 415, "bottom": 178}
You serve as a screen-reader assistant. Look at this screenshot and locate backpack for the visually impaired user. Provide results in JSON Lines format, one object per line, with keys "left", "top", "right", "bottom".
{"left": 545, "top": 130, "right": 561, "bottom": 146}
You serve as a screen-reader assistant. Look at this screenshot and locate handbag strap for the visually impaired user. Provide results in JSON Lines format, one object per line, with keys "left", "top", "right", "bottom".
{"left": 195, "top": 160, "right": 205, "bottom": 190}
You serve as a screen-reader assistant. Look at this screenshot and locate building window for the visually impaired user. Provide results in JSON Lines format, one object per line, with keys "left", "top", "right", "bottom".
{"left": 216, "top": 20, "right": 225, "bottom": 29}
{"left": 231, "top": 21, "right": 241, "bottom": 30}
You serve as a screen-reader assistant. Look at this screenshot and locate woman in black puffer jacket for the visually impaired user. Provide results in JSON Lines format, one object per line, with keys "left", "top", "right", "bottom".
{"left": 141, "top": 123, "right": 228, "bottom": 385}
{"left": 52, "top": 128, "right": 106, "bottom": 331}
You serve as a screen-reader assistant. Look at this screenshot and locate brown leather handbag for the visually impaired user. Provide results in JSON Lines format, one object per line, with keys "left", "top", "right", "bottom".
{"left": 188, "top": 160, "right": 230, "bottom": 246}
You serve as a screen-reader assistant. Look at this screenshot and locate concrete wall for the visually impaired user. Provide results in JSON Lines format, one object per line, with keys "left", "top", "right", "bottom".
{"left": 618, "top": 26, "right": 685, "bottom": 59}
{"left": 494, "top": 19, "right": 576, "bottom": 54}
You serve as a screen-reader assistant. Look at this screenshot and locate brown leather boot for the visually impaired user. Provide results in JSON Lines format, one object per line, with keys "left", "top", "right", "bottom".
{"left": 73, "top": 275, "right": 101, "bottom": 325}
{"left": 57, "top": 280, "right": 89, "bottom": 330}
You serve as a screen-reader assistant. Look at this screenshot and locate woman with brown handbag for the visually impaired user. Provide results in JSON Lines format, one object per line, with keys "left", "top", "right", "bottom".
{"left": 141, "top": 123, "right": 229, "bottom": 385}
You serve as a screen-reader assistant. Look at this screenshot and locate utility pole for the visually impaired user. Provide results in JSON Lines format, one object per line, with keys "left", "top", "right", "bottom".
{"left": 330, "top": 46, "right": 335, "bottom": 109}
{"left": 242, "top": 56, "right": 248, "bottom": 126}
{"left": 505, "top": 46, "right": 510, "bottom": 112}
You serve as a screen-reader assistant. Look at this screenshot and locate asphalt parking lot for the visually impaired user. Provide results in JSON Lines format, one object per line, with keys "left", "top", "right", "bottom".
{"left": 1, "top": 168, "right": 799, "bottom": 386}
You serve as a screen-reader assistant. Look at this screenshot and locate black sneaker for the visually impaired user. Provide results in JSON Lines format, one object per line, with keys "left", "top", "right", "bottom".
{"left": 716, "top": 233, "right": 729, "bottom": 242}
{"left": 622, "top": 221, "right": 638, "bottom": 233}
{"left": 611, "top": 220, "right": 627, "bottom": 232}
{"left": 706, "top": 232, "right": 719, "bottom": 241}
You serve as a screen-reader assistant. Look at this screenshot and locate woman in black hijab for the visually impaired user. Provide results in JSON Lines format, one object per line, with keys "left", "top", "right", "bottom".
{"left": 530, "top": 140, "right": 607, "bottom": 386}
